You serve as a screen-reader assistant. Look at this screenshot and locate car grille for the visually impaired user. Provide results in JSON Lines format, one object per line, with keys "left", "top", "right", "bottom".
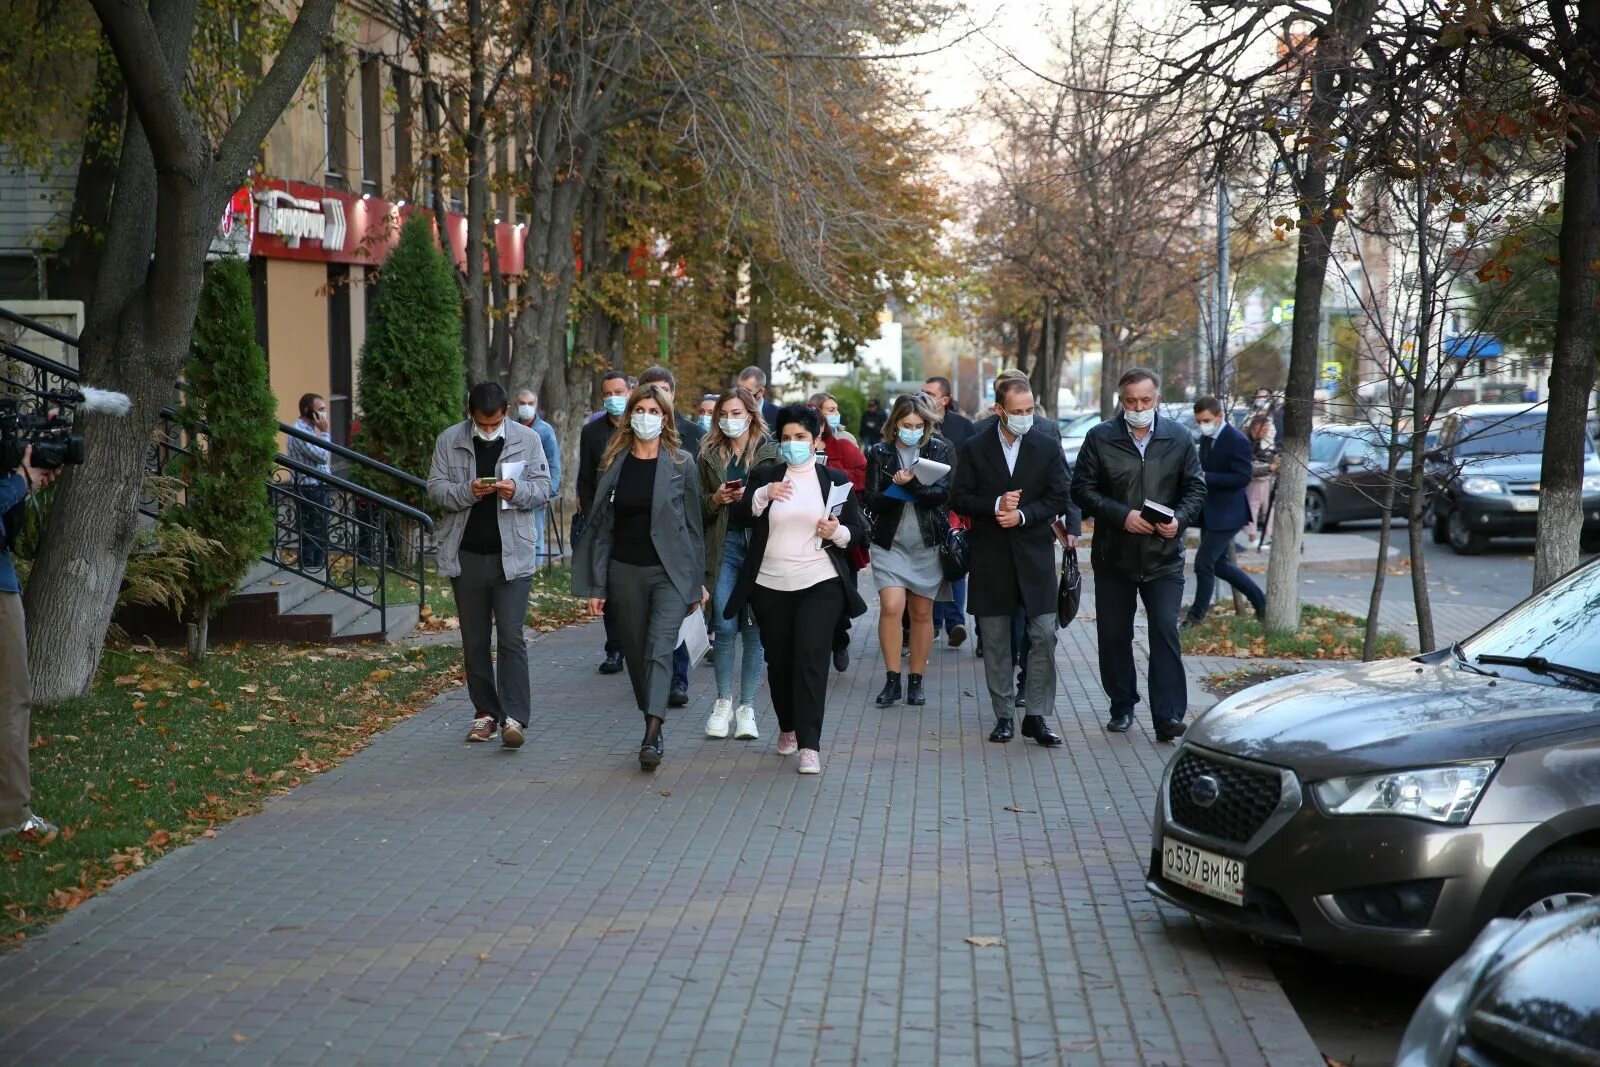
{"left": 1168, "top": 750, "right": 1283, "bottom": 844}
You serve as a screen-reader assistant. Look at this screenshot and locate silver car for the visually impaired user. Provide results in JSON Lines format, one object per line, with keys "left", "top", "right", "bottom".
{"left": 1147, "top": 558, "right": 1600, "bottom": 974}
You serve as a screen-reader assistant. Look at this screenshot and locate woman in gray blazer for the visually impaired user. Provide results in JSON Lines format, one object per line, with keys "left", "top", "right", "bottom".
{"left": 571, "top": 382, "right": 707, "bottom": 770}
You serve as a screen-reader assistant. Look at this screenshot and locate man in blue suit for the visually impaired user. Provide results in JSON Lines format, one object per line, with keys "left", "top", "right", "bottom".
{"left": 1183, "top": 396, "right": 1266, "bottom": 627}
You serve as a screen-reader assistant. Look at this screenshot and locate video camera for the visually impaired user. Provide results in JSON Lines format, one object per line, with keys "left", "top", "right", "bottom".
{"left": 0, "top": 386, "right": 131, "bottom": 472}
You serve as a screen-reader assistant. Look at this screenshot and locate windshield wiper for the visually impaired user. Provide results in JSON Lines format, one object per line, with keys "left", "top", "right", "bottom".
{"left": 1452, "top": 643, "right": 1500, "bottom": 678}
{"left": 1474, "top": 654, "right": 1600, "bottom": 690}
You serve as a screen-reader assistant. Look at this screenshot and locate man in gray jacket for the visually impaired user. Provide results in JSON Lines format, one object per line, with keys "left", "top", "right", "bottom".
{"left": 428, "top": 382, "right": 552, "bottom": 748}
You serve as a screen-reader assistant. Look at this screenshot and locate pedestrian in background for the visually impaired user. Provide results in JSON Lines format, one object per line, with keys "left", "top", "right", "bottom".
{"left": 1070, "top": 368, "right": 1206, "bottom": 743}
{"left": 428, "top": 381, "right": 553, "bottom": 750}
{"left": 288, "top": 392, "right": 333, "bottom": 570}
{"left": 515, "top": 389, "right": 562, "bottom": 571}
{"left": 952, "top": 377, "right": 1072, "bottom": 747}
{"left": 725, "top": 404, "right": 868, "bottom": 775}
{"left": 571, "top": 382, "right": 707, "bottom": 771}
{"left": 1244, "top": 413, "right": 1278, "bottom": 545}
{"left": 697, "top": 394, "right": 718, "bottom": 433}
{"left": 698, "top": 387, "right": 778, "bottom": 741}
{"left": 863, "top": 392, "right": 954, "bottom": 707}
{"left": 858, "top": 397, "right": 887, "bottom": 449}
{"left": 1184, "top": 397, "right": 1266, "bottom": 628}
{"left": 809, "top": 391, "right": 859, "bottom": 447}
{"left": 739, "top": 366, "right": 782, "bottom": 430}
{"left": 809, "top": 397, "right": 867, "bottom": 672}
{"left": 577, "top": 370, "right": 633, "bottom": 676}
{"left": 923, "top": 376, "right": 973, "bottom": 648}
{"left": 2, "top": 446, "right": 60, "bottom": 837}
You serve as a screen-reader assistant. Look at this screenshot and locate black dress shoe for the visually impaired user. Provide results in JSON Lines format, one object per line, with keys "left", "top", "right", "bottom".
{"left": 1020, "top": 715, "right": 1063, "bottom": 747}
{"left": 989, "top": 717, "right": 1014, "bottom": 743}
{"left": 668, "top": 683, "right": 689, "bottom": 708}
{"left": 1105, "top": 711, "right": 1133, "bottom": 733}
{"left": 1155, "top": 720, "right": 1188, "bottom": 743}
{"left": 639, "top": 719, "right": 665, "bottom": 770}
{"left": 875, "top": 671, "right": 902, "bottom": 706}
{"left": 1180, "top": 616, "right": 1204, "bottom": 632}
{"left": 1014, "top": 693, "right": 1027, "bottom": 709}
{"left": 833, "top": 646, "right": 850, "bottom": 673}
{"left": 598, "top": 651, "right": 624, "bottom": 675}
{"left": 906, "top": 673, "right": 925, "bottom": 706}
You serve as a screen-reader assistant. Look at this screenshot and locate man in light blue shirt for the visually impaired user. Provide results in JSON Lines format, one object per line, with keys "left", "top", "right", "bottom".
{"left": 515, "top": 389, "right": 563, "bottom": 570}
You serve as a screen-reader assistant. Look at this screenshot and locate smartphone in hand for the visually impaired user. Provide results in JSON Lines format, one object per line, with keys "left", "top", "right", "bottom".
{"left": 724, "top": 478, "right": 744, "bottom": 492}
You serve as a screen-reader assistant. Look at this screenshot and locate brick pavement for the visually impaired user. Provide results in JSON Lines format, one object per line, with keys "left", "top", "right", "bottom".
{"left": 0, "top": 600, "right": 1323, "bottom": 1066}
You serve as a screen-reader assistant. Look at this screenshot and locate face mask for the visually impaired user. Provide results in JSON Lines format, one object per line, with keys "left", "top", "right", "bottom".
{"left": 1255, "top": 398, "right": 1271, "bottom": 410}
{"left": 1004, "top": 413, "right": 1032, "bottom": 437}
{"left": 516, "top": 404, "right": 536, "bottom": 422}
{"left": 472, "top": 421, "right": 505, "bottom": 442}
{"left": 631, "top": 412, "right": 663, "bottom": 440}
{"left": 1124, "top": 408, "right": 1155, "bottom": 430}
{"left": 1198, "top": 420, "right": 1219, "bottom": 438}
{"left": 698, "top": 415, "right": 713, "bottom": 431}
{"left": 897, "top": 427, "right": 924, "bottom": 447}
{"left": 779, "top": 441, "right": 813, "bottom": 467}
{"left": 826, "top": 413, "right": 841, "bottom": 431}
{"left": 604, "top": 395, "right": 628, "bottom": 417}
{"left": 719, "top": 417, "right": 749, "bottom": 438}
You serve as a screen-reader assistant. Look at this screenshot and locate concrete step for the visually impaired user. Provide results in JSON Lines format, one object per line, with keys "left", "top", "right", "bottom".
{"left": 236, "top": 570, "right": 322, "bottom": 614}
{"left": 338, "top": 603, "right": 422, "bottom": 643}
{"left": 293, "top": 588, "right": 376, "bottom": 635}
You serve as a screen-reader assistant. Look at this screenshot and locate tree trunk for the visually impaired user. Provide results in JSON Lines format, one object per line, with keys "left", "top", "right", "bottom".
{"left": 186, "top": 607, "right": 209, "bottom": 664}
{"left": 1098, "top": 324, "right": 1122, "bottom": 417}
{"left": 1363, "top": 444, "right": 1404, "bottom": 660}
{"left": 53, "top": 31, "right": 125, "bottom": 305}
{"left": 1535, "top": 125, "right": 1600, "bottom": 591}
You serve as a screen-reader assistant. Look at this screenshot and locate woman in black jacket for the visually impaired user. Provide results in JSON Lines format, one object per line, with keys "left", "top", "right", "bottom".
{"left": 725, "top": 405, "right": 868, "bottom": 775}
{"left": 862, "top": 392, "right": 954, "bottom": 707}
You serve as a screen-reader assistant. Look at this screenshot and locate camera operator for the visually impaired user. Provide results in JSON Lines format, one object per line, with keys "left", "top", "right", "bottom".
{"left": 2, "top": 446, "right": 59, "bottom": 837}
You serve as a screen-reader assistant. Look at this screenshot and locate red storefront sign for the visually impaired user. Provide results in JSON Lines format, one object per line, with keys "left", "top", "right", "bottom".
{"left": 244, "top": 177, "right": 524, "bottom": 275}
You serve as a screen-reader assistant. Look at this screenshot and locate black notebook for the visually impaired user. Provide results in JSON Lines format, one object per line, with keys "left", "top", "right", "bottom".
{"left": 1140, "top": 499, "right": 1176, "bottom": 527}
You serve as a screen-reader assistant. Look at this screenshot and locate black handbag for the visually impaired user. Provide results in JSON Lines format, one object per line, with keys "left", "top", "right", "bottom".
{"left": 939, "top": 511, "right": 972, "bottom": 581}
{"left": 1057, "top": 546, "right": 1082, "bottom": 627}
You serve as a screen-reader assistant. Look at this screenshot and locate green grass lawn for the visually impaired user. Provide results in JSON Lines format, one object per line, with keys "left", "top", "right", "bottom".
{"left": 1181, "top": 604, "right": 1412, "bottom": 660}
{"left": 1, "top": 641, "right": 465, "bottom": 944}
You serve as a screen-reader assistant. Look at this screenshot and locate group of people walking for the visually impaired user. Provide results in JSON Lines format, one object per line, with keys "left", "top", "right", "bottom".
{"left": 426, "top": 360, "right": 1284, "bottom": 779}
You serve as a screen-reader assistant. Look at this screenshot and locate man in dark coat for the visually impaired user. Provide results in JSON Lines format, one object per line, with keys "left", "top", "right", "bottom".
{"left": 739, "top": 366, "right": 781, "bottom": 431}
{"left": 1185, "top": 396, "right": 1266, "bottom": 627}
{"left": 1070, "top": 368, "right": 1207, "bottom": 742}
{"left": 858, "top": 398, "right": 887, "bottom": 449}
{"left": 952, "top": 377, "right": 1074, "bottom": 747}
{"left": 922, "top": 375, "right": 975, "bottom": 646}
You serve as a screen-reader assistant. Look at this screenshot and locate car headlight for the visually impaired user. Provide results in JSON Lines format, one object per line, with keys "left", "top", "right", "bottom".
{"left": 1312, "top": 761, "right": 1498, "bottom": 824}
{"left": 1460, "top": 476, "right": 1505, "bottom": 495}
{"left": 1583, "top": 475, "right": 1600, "bottom": 493}
{"left": 1394, "top": 917, "right": 1519, "bottom": 1067}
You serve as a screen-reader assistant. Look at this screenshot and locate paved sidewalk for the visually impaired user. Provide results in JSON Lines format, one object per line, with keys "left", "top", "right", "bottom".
{"left": 0, "top": 610, "right": 1321, "bottom": 1065}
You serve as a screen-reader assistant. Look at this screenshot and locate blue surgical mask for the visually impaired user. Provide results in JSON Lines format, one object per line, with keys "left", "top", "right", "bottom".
{"left": 779, "top": 441, "right": 813, "bottom": 467}
{"left": 897, "top": 427, "right": 924, "bottom": 447}
{"left": 698, "top": 414, "right": 713, "bottom": 431}
{"left": 826, "top": 413, "right": 842, "bottom": 431}
{"left": 604, "top": 395, "right": 628, "bottom": 417}
{"left": 631, "top": 412, "right": 663, "bottom": 440}
{"left": 1005, "top": 413, "right": 1032, "bottom": 437}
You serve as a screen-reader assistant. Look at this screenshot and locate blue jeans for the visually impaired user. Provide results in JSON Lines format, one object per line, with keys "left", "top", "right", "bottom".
{"left": 712, "top": 529, "right": 764, "bottom": 704}
{"left": 1188, "top": 528, "right": 1266, "bottom": 621}
{"left": 934, "top": 577, "right": 967, "bottom": 633}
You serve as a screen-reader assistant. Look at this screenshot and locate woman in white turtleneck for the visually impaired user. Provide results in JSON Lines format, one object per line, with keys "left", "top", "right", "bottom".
{"left": 724, "top": 406, "right": 869, "bottom": 775}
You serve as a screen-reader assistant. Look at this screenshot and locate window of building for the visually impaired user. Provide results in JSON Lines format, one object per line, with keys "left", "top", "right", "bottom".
{"left": 327, "top": 264, "right": 352, "bottom": 444}
{"left": 323, "top": 49, "right": 348, "bottom": 190}
{"left": 394, "top": 69, "right": 413, "bottom": 197}
{"left": 359, "top": 55, "right": 382, "bottom": 197}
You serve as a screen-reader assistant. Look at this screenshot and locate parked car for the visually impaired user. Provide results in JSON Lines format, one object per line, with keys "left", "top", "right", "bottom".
{"left": 1146, "top": 554, "right": 1600, "bottom": 974}
{"left": 1427, "top": 402, "right": 1600, "bottom": 555}
{"left": 1059, "top": 410, "right": 1102, "bottom": 466}
{"left": 1303, "top": 424, "right": 1416, "bottom": 532}
{"left": 1396, "top": 898, "right": 1600, "bottom": 1066}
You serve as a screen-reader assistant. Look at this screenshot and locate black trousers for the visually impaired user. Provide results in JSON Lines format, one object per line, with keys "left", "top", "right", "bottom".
{"left": 750, "top": 579, "right": 846, "bottom": 751}
{"left": 1093, "top": 569, "right": 1187, "bottom": 726}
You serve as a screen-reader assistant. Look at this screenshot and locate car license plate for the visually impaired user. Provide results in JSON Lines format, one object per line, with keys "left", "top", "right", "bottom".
{"left": 1511, "top": 496, "right": 1539, "bottom": 512}
{"left": 1161, "top": 838, "right": 1246, "bottom": 906}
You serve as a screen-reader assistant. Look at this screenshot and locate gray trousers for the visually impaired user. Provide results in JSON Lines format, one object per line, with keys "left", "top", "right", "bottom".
{"left": 450, "top": 550, "right": 533, "bottom": 727}
{"left": 0, "top": 593, "right": 31, "bottom": 827}
{"left": 608, "top": 559, "right": 685, "bottom": 720}
{"left": 977, "top": 612, "right": 1057, "bottom": 720}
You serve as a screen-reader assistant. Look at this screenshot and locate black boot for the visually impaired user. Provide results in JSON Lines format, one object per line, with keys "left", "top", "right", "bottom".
{"left": 639, "top": 716, "right": 664, "bottom": 770}
{"left": 875, "top": 670, "right": 902, "bottom": 706}
{"left": 906, "top": 673, "right": 925, "bottom": 706}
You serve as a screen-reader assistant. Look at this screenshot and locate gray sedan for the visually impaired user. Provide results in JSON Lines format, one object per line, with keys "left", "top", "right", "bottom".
{"left": 1146, "top": 556, "right": 1600, "bottom": 974}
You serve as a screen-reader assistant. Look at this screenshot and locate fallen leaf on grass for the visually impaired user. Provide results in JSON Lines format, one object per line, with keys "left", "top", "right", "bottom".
{"left": 235, "top": 725, "right": 256, "bottom": 734}
{"left": 113, "top": 674, "right": 140, "bottom": 686}
{"left": 238, "top": 684, "right": 259, "bottom": 694}
{"left": 965, "top": 935, "right": 1004, "bottom": 948}
{"left": 146, "top": 830, "right": 172, "bottom": 849}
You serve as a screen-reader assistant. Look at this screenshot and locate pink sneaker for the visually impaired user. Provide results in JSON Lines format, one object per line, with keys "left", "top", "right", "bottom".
{"left": 775, "top": 731, "right": 798, "bottom": 756}
{"left": 797, "top": 749, "right": 821, "bottom": 775}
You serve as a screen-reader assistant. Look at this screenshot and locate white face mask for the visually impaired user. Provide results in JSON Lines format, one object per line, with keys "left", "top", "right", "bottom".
{"left": 1198, "top": 420, "right": 1219, "bottom": 438}
{"left": 631, "top": 412, "right": 664, "bottom": 441}
{"left": 516, "top": 404, "right": 536, "bottom": 422}
{"left": 1004, "top": 413, "right": 1032, "bottom": 437}
{"left": 1124, "top": 407, "right": 1155, "bottom": 430}
{"left": 472, "top": 420, "right": 506, "bottom": 442}
{"left": 719, "top": 417, "right": 749, "bottom": 438}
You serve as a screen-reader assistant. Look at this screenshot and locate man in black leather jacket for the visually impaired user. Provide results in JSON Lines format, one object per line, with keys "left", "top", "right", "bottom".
{"left": 1070, "top": 368, "right": 1206, "bottom": 742}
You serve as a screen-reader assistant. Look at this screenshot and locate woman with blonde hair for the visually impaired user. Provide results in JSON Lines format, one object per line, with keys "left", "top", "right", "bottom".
{"left": 698, "top": 386, "right": 779, "bottom": 741}
{"left": 863, "top": 392, "right": 955, "bottom": 707}
{"left": 572, "top": 382, "right": 707, "bottom": 771}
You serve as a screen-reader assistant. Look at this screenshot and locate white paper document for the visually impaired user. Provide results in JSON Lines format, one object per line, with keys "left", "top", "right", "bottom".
{"left": 498, "top": 460, "right": 525, "bottom": 509}
{"left": 816, "top": 482, "right": 855, "bottom": 549}
{"left": 912, "top": 457, "right": 951, "bottom": 485}
{"left": 678, "top": 609, "right": 712, "bottom": 668}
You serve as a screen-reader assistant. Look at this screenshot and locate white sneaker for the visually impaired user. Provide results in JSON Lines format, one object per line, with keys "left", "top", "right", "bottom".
{"left": 705, "top": 698, "right": 733, "bottom": 739}
{"left": 775, "top": 731, "right": 799, "bottom": 756}
{"left": 733, "top": 704, "right": 760, "bottom": 740}
{"left": 797, "top": 749, "right": 821, "bottom": 775}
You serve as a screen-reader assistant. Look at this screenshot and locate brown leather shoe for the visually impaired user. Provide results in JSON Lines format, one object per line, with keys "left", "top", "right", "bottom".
{"left": 466, "top": 715, "right": 497, "bottom": 743}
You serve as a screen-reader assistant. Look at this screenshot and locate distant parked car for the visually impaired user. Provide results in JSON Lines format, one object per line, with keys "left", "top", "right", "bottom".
{"left": 1426, "top": 403, "right": 1600, "bottom": 555}
{"left": 1303, "top": 425, "right": 1417, "bottom": 532}
{"left": 1396, "top": 898, "right": 1600, "bottom": 1066}
{"left": 1059, "top": 411, "right": 1102, "bottom": 467}
{"left": 1147, "top": 553, "right": 1600, "bottom": 975}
